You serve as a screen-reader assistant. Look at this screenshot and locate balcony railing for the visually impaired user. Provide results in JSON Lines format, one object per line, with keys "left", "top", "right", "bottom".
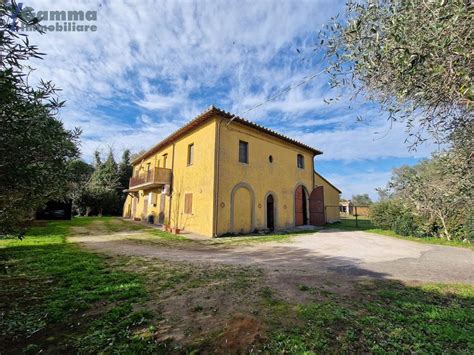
{"left": 129, "top": 167, "right": 172, "bottom": 189}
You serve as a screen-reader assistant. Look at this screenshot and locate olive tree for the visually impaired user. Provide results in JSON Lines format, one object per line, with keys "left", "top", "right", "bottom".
{"left": 0, "top": 2, "right": 80, "bottom": 236}
{"left": 389, "top": 146, "right": 472, "bottom": 240}
{"left": 319, "top": 0, "right": 472, "bottom": 146}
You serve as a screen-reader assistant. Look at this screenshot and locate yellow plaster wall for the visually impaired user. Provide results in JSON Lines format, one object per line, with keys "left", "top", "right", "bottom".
{"left": 123, "top": 113, "right": 342, "bottom": 236}
{"left": 215, "top": 118, "right": 315, "bottom": 235}
{"left": 233, "top": 187, "right": 253, "bottom": 234}
{"left": 314, "top": 173, "right": 341, "bottom": 223}
{"left": 168, "top": 118, "right": 217, "bottom": 236}
{"left": 129, "top": 144, "right": 174, "bottom": 223}
{"left": 122, "top": 194, "right": 132, "bottom": 218}
{"left": 125, "top": 118, "right": 217, "bottom": 236}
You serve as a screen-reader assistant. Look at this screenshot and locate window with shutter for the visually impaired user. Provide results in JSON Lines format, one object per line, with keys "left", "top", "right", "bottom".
{"left": 184, "top": 193, "right": 193, "bottom": 214}
{"left": 239, "top": 140, "right": 248, "bottom": 164}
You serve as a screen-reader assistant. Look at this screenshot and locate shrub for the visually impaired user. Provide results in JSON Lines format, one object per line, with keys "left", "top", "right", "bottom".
{"left": 369, "top": 200, "right": 400, "bottom": 230}
{"left": 392, "top": 212, "right": 418, "bottom": 237}
{"left": 370, "top": 200, "right": 421, "bottom": 237}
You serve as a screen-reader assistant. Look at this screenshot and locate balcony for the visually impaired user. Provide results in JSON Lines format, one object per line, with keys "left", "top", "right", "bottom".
{"left": 128, "top": 168, "right": 172, "bottom": 191}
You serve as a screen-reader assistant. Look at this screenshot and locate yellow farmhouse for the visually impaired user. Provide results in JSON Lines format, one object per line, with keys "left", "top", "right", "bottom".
{"left": 123, "top": 106, "right": 341, "bottom": 237}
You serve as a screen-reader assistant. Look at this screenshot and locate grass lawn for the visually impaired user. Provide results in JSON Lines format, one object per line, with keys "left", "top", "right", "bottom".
{"left": 1, "top": 217, "right": 473, "bottom": 353}
{"left": 327, "top": 217, "right": 473, "bottom": 250}
{"left": 262, "top": 281, "right": 474, "bottom": 353}
{"left": 0, "top": 218, "right": 164, "bottom": 353}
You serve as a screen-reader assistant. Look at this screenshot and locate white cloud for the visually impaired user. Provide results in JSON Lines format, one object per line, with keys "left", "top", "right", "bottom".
{"left": 18, "top": 0, "right": 438, "bottom": 179}
{"left": 135, "top": 93, "right": 185, "bottom": 111}
{"left": 283, "top": 116, "right": 439, "bottom": 161}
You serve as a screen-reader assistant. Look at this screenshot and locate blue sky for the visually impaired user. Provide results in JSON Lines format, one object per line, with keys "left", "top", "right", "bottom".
{"left": 24, "top": 0, "right": 438, "bottom": 200}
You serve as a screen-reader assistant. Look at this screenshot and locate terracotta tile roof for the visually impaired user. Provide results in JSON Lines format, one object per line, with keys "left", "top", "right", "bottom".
{"left": 132, "top": 105, "right": 323, "bottom": 164}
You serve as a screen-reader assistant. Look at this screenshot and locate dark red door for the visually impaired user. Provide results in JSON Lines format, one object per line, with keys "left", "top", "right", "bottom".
{"left": 309, "top": 186, "right": 325, "bottom": 226}
{"left": 295, "top": 186, "right": 304, "bottom": 226}
{"left": 266, "top": 195, "right": 274, "bottom": 230}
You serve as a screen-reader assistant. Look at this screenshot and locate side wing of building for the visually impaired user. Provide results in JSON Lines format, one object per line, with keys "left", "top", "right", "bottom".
{"left": 123, "top": 117, "right": 218, "bottom": 236}
{"left": 314, "top": 172, "right": 341, "bottom": 223}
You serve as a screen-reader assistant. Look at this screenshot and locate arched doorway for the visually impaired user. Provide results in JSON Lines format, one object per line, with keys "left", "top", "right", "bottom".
{"left": 266, "top": 194, "right": 275, "bottom": 230}
{"left": 231, "top": 183, "right": 255, "bottom": 234}
{"left": 295, "top": 185, "right": 309, "bottom": 226}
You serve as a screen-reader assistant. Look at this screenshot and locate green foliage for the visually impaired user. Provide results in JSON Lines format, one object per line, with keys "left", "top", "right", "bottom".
{"left": 369, "top": 200, "right": 398, "bottom": 230}
{"left": 0, "top": 218, "right": 160, "bottom": 352}
{"left": 370, "top": 124, "right": 473, "bottom": 242}
{"left": 118, "top": 149, "right": 133, "bottom": 191}
{"left": 73, "top": 149, "right": 133, "bottom": 216}
{"left": 389, "top": 148, "right": 472, "bottom": 241}
{"left": 87, "top": 150, "right": 121, "bottom": 215}
{"left": 320, "top": 0, "right": 473, "bottom": 145}
{"left": 0, "top": 3, "right": 80, "bottom": 236}
{"left": 319, "top": 0, "right": 473, "bottom": 241}
{"left": 376, "top": 187, "right": 392, "bottom": 201}
{"left": 370, "top": 199, "right": 421, "bottom": 236}
{"left": 351, "top": 193, "right": 372, "bottom": 205}
{"left": 67, "top": 160, "right": 95, "bottom": 213}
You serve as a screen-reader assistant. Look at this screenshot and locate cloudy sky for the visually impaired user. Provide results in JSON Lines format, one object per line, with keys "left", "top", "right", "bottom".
{"left": 22, "top": 0, "right": 438, "bottom": 200}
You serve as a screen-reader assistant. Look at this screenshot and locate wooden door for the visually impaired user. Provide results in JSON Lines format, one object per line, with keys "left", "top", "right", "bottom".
{"left": 309, "top": 186, "right": 325, "bottom": 226}
{"left": 266, "top": 195, "right": 275, "bottom": 230}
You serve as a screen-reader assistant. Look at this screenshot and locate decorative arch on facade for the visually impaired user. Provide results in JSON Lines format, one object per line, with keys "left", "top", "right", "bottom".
{"left": 230, "top": 182, "right": 256, "bottom": 234}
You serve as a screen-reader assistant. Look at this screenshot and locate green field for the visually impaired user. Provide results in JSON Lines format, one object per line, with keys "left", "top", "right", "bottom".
{"left": 1, "top": 218, "right": 473, "bottom": 353}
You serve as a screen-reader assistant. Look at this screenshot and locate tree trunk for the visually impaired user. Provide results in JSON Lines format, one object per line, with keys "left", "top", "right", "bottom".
{"left": 438, "top": 214, "right": 451, "bottom": 240}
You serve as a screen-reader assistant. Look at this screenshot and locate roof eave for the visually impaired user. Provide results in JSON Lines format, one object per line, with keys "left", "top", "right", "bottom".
{"left": 132, "top": 106, "right": 323, "bottom": 163}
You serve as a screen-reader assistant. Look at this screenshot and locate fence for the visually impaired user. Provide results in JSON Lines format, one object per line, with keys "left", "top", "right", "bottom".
{"left": 325, "top": 205, "right": 372, "bottom": 228}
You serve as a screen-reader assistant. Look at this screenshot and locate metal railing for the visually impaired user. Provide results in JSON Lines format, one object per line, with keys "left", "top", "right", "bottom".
{"left": 129, "top": 167, "right": 172, "bottom": 188}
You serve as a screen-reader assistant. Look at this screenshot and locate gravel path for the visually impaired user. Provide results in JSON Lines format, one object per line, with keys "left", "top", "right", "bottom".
{"left": 69, "top": 228, "right": 474, "bottom": 284}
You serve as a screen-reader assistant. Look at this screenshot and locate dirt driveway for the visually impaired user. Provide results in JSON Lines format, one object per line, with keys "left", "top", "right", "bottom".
{"left": 70, "top": 223, "right": 474, "bottom": 285}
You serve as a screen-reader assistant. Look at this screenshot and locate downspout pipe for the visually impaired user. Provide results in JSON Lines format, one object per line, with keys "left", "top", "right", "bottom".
{"left": 213, "top": 118, "right": 222, "bottom": 237}
{"left": 168, "top": 143, "right": 176, "bottom": 225}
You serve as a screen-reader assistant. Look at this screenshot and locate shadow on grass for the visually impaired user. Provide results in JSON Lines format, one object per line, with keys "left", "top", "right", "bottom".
{"left": 0, "top": 218, "right": 168, "bottom": 354}
{"left": 262, "top": 278, "right": 474, "bottom": 353}
{"left": 1, "top": 218, "right": 473, "bottom": 353}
